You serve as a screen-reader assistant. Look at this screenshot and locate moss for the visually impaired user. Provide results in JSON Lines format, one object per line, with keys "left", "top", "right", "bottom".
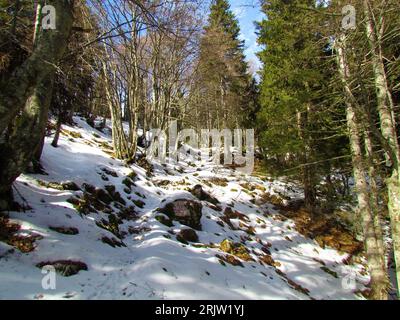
{"left": 133, "top": 199, "right": 145, "bottom": 209}
{"left": 176, "top": 235, "right": 189, "bottom": 245}
{"left": 1, "top": 217, "right": 42, "bottom": 253}
{"left": 67, "top": 195, "right": 96, "bottom": 216}
{"left": 220, "top": 239, "right": 252, "bottom": 261}
{"left": 216, "top": 254, "right": 244, "bottom": 267}
{"left": 122, "top": 178, "right": 135, "bottom": 189}
{"left": 209, "top": 177, "right": 228, "bottom": 187}
{"left": 135, "top": 192, "right": 146, "bottom": 199}
{"left": 127, "top": 171, "right": 137, "bottom": 179}
{"left": 118, "top": 206, "right": 137, "bottom": 221}
{"left": 96, "top": 215, "right": 122, "bottom": 239}
{"left": 36, "top": 180, "right": 64, "bottom": 190}
{"left": 61, "top": 129, "right": 83, "bottom": 139}
{"left": 155, "top": 215, "right": 174, "bottom": 227}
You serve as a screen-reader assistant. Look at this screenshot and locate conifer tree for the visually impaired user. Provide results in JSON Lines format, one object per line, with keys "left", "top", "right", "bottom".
{"left": 256, "top": 0, "right": 348, "bottom": 212}
{"left": 194, "top": 0, "right": 254, "bottom": 129}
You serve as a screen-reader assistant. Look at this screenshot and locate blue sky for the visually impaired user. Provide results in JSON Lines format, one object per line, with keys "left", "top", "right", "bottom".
{"left": 229, "top": 0, "right": 264, "bottom": 73}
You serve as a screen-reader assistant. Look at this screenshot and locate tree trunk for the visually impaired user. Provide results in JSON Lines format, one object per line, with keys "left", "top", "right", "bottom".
{"left": 336, "top": 34, "right": 388, "bottom": 299}
{"left": 363, "top": 0, "right": 400, "bottom": 297}
{"left": 0, "top": 0, "right": 74, "bottom": 135}
{"left": 51, "top": 115, "right": 62, "bottom": 148}
{"left": 296, "top": 110, "right": 316, "bottom": 213}
{"left": 0, "top": 76, "right": 54, "bottom": 210}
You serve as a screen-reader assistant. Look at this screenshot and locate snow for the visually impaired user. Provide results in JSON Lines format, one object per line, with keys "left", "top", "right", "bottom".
{"left": 0, "top": 117, "right": 369, "bottom": 300}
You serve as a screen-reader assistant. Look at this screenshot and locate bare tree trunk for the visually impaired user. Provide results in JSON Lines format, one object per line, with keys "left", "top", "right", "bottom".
{"left": 363, "top": 0, "right": 400, "bottom": 297}
{"left": 51, "top": 114, "right": 62, "bottom": 148}
{"left": 336, "top": 34, "right": 388, "bottom": 299}
{"left": 296, "top": 109, "right": 316, "bottom": 213}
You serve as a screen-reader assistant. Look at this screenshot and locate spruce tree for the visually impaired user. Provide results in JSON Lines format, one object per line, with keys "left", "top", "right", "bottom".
{"left": 256, "top": 0, "right": 349, "bottom": 212}
{"left": 194, "top": 0, "right": 254, "bottom": 129}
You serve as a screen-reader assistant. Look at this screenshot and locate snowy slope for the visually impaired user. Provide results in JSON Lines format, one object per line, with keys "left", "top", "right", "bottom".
{"left": 0, "top": 117, "right": 369, "bottom": 300}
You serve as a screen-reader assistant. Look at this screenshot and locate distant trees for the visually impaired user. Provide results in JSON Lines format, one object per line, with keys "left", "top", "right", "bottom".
{"left": 88, "top": 0, "right": 204, "bottom": 161}
{"left": 191, "top": 0, "right": 257, "bottom": 130}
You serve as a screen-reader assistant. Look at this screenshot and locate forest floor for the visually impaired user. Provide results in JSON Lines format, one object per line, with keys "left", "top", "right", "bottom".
{"left": 0, "top": 117, "right": 370, "bottom": 300}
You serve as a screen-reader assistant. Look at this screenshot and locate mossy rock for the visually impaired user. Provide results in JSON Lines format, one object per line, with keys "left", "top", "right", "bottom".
{"left": 101, "top": 167, "right": 118, "bottom": 178}
{"left": 94, "top": 188, "right": 113, "bottom": 205}
{"left": 101, "top": 236, "right": 125, "bottom": 248}
{"left": 209, "top": 177, "right": 229, "bottom": 187}
{"left": 177, "top": 228, "right": 199, "bottom": 243}
{"left": 61, "top": 181, "right": 80, "bottom": 191}
{"left": 96, "top": 216, "right": 122, "bottom": 238}
{"left": 133, "top": 199, "right": 145, "bottom": 209}
{"left": 159, "top": 199, "right": 203, "bottom": 230}
{"left": 127, "top": 171, "right": 137, "bottom": 180}
{"left": 105, "top": 185, "right": 126, "bottom": 205}
{"left": 122, "top": 178, "right": 135, "bottom": 189}
{"left": 61, "top": 129, "right": 83, "bottom": 139}
{"left": 49, "top": 226, "right": 79, "bottom": 235}
{"left": 67, "top": 196, "right": 96, "bottom": 215}
{"left": 215, "top": 254, "right": 244, "bottom": 267}
{"left": 190, "top": 185, "right": 220, "bottom": 205}
{"left": 156, "top": 215, "right": 174, "bottom": 227}
{"left": 37, "top": 180, "right": 64, "bottom": 191}
{"left": 82, "top": 183, "right": 96, "bottom": 194}
{"left": 118, "top": 206, "right": 137, "bottom": 221}
{"left": 220, "top": 239, "right": 252, "bottom": 261}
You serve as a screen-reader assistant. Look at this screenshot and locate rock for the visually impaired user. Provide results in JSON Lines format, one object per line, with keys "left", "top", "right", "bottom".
{"left": 220, "top": 239, "right": 252, "bottom": 261}
{"left": 216, "top": 254, "right": 244, "bottom": 267}
{"left": 49, "top": 226, "right": 79, "bottom": 235}
{"left": 82, "top": 183, "right": 96, "bottom": 194}
{"left": 61, "top": 181, "right": 81, "bottom": 191}
{"left": 220, "top": 239, "right": 235, "bottom": 253}
{"left": 101, "top": 167, "right": 118, "bottom": 177}
{"left": 155, "top": 215, "right": 174, "bottom": 227}
{"left": 105, "top": 185, "right": 126, "bottom": 205}
{"left": 133, "top": 199, "right": 145, "bottom": 208}
{"left": 160, "top": 199, "right": 203, "bottom": 230}
{"left": 223, "top": 207, "right": 249, "bottom": 222}
{"left": 190, "top": 185, "right": 220, "bottom": 205}
{"left": 36, "top": 260, "right": 88, "bottom": 277}
{"left": 177, "top": 228, "right": 199, "bottom": 243}
{"left": 101, "top": 236, "right": 125, "bottom": 248}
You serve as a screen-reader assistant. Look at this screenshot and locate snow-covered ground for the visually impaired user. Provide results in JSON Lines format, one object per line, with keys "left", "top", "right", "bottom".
{"left": 0, "top": 117, "right": 369, "bottom": 300}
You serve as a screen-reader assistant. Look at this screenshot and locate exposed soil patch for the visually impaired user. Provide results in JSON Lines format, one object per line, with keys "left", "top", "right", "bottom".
{"left": 0, "top": 217, "right": 42, "bottom": 253}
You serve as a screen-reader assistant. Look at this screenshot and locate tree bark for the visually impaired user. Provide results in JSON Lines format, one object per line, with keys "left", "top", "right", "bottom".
{"left": 363, "top": 0, "right": 400, "bottom": 297}
{"left": 0, "top": 0, "right": 74, "bottom": 135}
{"left": 0, "top": 76, "right": 54, "bottom": 210}
{"left": 336, "top": 34, "right": 388, "bottom": 299}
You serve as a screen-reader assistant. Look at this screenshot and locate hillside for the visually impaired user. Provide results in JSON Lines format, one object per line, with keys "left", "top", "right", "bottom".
{"left": 0, "top": 117, "right": 369, "bottom": 300}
